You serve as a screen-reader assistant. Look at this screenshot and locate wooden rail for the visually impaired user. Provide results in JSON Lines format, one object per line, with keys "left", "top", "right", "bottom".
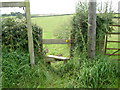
{"left": 107, "top": 32, "right": 120, "bottom": 34}
{"left": 106, "top": 48, "right": 120, "bottom": 50}
{"left": 43, "top": 39, "right": 71, "bottom": 44}
{"left": 105, "top": 54, "right": 120, "bottom": 56}
{"left": 0, "top": 2, "right": 26, "bottom": 7}
{"left": 107, "top": 41, "right": 120, "bottom": 43}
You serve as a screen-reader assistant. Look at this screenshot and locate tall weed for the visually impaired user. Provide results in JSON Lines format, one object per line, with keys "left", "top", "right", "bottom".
{"left": 2, "top": 49, "right": 53, "bottom": 88}
{"left": 58, "top": 55, "right": 119, "bottom": 88}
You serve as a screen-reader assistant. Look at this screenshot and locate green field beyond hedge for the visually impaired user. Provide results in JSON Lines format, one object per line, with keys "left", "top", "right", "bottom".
{"left": 31, "top": 15, "right": 119, "bottom": 58}
{"left": 32, "top": 15, "right": 73, "bottom": 57}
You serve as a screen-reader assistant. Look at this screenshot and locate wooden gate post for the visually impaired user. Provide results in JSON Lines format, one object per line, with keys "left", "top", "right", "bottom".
{"left": 88, "top": 0, "right": 96, "bottom": 59}
{"left": 118, "top": 1, "right": 120, "bottom": 60}
{"left": 0, "top": 0, "right": 35, "bottom": 65}
{"left": 25, "top": 0, "right": 35, "bottom": 65}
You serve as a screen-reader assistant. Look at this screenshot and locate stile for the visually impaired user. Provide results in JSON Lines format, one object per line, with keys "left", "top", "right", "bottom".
{"left": 46, "top": 55, "right": 70, "bottom": 64}
{"left": 43, "top": 39, "right": 71, "bottom": 44}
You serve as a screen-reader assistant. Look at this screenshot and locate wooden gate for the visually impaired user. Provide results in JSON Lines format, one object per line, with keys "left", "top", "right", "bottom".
{"left": 104, "top": 14, "right": 120, "bottom": 60}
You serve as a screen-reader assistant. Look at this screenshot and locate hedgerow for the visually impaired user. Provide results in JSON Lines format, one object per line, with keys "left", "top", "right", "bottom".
{"left": 71, "top": 2, "right": 114, "bottom": 55}
{"left": 2, "top": 18, "right": 43, "bottom": 55}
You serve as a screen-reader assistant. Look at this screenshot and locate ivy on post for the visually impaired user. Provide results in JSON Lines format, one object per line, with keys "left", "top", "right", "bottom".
{"left": 88, "top": 0, "right": 96, "bottom": 59}
{"left": 25, "top": 0, "right": 35, "bottom": 65}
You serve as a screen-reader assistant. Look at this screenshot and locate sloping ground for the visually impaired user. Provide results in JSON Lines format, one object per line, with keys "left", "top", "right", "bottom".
{"left": 31, "top": 15, "right": 73, "bottom": 57}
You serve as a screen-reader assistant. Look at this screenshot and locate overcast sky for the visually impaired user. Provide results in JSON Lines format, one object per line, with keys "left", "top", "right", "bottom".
{"left": 0, "top": 0, "right": 120, "bottom": 14}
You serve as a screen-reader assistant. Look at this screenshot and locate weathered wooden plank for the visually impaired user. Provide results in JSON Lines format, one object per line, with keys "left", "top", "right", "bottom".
{"left": 107, "top": 32, "right": 120, "bottom": 34}
{"left": 47, "top": 55, "right": 69, "bottom": 61}
{"left": 106, "top": 48, "right": 120, "bottom": 50}
{"left": 107, "top": 41, "right": 120, "bottom": 43}
{"left": 45, "top": 55, "right": 69, "bottom": 64}
{"left": 43, "top": 39, "right": 71, "bottom": 44}
{"left": 25, "top": 0, "right": 35, "bottom": 65}
{"left": 0, "top": 2, "right": 26, "bottom": 7}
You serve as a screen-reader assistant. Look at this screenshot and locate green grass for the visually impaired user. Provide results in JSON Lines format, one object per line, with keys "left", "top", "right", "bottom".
{"left": 2, "top": 15, "right": 119, "bottom": 88}
{"left": 32, "top": 15, "right": 73, "bottom": 39}
{"left": 3, "top": 48, "right": 119, "bottom": 88}
{"left": 32, "top": 15, "right": 73, "bottom": 57}
{"left": 31, "top": 15, "right": 120, "bottom": 59}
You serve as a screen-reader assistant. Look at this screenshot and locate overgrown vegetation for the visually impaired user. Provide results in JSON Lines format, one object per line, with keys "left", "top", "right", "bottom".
{"left": 2, "top": 17, "right": 55, "bottom": 88}
{"left": 2, "top": 48, "right": 55, "bottom": 88}
{"left": 54, "top": 54, "right": 119, "bottom": 88}
{"left": 2, "top": 18, "right": 43, "bottom": 57}
{"left": 70, "top": 2, "right": 114, "bottom": 55}
{"left": 2, "top": 1, "right": 119, "bottom": 88}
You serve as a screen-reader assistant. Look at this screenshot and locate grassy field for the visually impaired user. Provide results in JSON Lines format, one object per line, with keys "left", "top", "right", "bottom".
{"left": 31, "top": 15, "right": 120, "bottom": 59}
{"left": 32, "top": 15, "right": 73, "bottom": 57}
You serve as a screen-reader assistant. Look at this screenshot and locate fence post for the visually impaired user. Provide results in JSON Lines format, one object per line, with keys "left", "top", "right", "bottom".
{"left": 88, "top": 0, "right": 96, "bottom": 59}
{"left": 25, "top": 0, "right": 35, "bottom": 65}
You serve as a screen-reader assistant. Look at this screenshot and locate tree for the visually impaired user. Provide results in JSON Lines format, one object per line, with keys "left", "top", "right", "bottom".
{"left": 88, "top": 0, "right": 96, "bottom": 59}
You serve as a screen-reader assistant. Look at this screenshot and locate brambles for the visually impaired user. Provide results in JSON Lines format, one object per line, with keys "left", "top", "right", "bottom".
{"left": 2, "top": 18, "right": 43, "bottom": 56}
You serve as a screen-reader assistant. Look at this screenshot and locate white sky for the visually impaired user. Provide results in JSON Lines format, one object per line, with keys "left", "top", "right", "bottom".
{"left": 0, "top": 0, "right": 120, "bottom": 14}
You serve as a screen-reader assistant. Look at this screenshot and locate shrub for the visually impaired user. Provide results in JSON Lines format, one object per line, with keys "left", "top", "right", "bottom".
{"left": 77, "top": 56, "right": 119, "bottom": 88}
{"left": 2, "top": 18, "right": 43, "bottom": 55}
{"left": 2, "top": 49, "right": 54, "bottom": 88}
{"left": 59, "top": 55, "right": 119, "bottom": 88}
{"left": 71, "top": 2, "right": 114, "bottom": 54}
{"left": 2, "top": 49, "right": 30, "bottom": 87}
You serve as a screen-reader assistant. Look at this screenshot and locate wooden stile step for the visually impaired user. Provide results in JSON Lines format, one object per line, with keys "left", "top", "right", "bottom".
{"left": 46, "top": 55, "right": 70, "bottom": 64}
{"left": 47, "top": 55, "right": 69, "bottom": 61}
